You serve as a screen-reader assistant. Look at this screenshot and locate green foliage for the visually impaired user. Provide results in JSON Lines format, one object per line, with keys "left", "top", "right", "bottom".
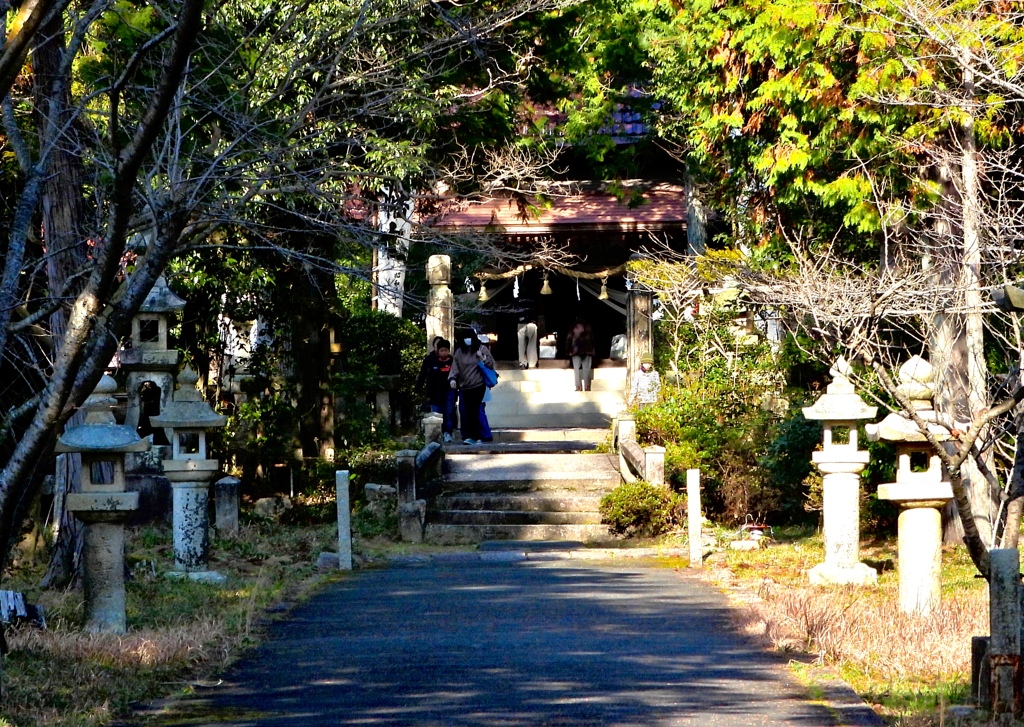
{"left": 333, "top": 310, "right": 424, "bottom": 448}
{"left": 599, "top": 481, "right": 685, "bottom": 538}
{"left": 352, "top": 494, "right": 400, "bottom": 540}
{"left": 759, "top": 410, "right": 821, "bottom": 522}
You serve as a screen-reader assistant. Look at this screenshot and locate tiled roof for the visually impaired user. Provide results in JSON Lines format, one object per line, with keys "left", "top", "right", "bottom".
{"left": 430, "top": 183, "right": 687, "bottom": 233}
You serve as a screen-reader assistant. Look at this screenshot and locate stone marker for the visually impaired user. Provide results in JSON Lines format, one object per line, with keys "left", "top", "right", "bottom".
{"left": 422, "top": 412, "right": 444, "bottom": 445}
{"left": 336, "top": 470, "right": 353, "bottom": 570}
{"left": 399, "top": 500, "right": 427, "bottom": 543}
{"left": 687, "top": 469, "right": 703, "bottom": 568}
{"left": 214, "top": 476, "right": 241, "bottom": 536}
{"left": 989, "top": 549, "right": 1022, "bottom": 718}
{"left": 865, "top": 357, "right": 953, "bottom": 615}
{"left": 802, "top": 357, "right": 878, "bottom": 587}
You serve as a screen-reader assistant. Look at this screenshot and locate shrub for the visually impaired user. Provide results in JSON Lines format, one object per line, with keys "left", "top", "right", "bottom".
{"left": 599, "top": 481, "right": 685, "bottom": 538}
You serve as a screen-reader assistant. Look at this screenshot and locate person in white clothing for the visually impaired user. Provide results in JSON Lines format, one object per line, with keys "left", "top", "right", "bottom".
{"left": 629, "top": 352, "right": 660, "bottom": 408}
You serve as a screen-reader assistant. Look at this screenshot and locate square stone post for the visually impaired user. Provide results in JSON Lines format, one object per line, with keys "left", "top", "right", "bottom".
{"left": 336, "top": 470, "right": 352, "bottom": 570}
{"left": 426, "top": 255, "right": 454, "bottom": 350}
{"left": 214, "top": 476, "right": 241, "bottom": 537}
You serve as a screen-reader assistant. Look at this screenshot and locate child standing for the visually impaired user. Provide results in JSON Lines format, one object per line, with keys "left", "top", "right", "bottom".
{"left": 415, "top": 338, "right": 456, "bottom": 443}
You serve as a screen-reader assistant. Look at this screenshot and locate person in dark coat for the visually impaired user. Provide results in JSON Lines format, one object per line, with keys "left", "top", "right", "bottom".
{"left": 565, "top": 318, "right": 595, "bottom": 391}
{"left": 415, "top": 338, "right": 456, "bottom": 442}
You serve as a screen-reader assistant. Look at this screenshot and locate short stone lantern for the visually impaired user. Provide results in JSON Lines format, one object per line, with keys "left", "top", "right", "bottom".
{"left": 57, "top": 375, "right": 149, "bottom": 633}
{"left": 150, "top": 366, "right": 227, "bottom": 582}
{"left": 865, "top": 356, "right": 953, "bottom": 615}
{"left": 802, "top": 357, "right": 879, "bottom": 586}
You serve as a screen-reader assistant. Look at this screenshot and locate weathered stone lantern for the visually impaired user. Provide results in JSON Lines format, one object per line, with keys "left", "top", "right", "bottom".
{"left": 802, "top": 357, "right": 879, "bottom": 586}
{"left": 57, "top": 375, "right": 149, "bottom": 633}
{"left": 865, "top": 356, "right": 953, "bottom": 615}
{"left": 150, "top": 366, "right": 227, "bottom": 581}
{"left": 120, "top": 275, "right": 186, "bottom": 438}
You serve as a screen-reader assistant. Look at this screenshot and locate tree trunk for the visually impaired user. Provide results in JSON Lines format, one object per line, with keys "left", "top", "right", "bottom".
{"left": 32, "top": 13, "right": 91, "bottom": 589}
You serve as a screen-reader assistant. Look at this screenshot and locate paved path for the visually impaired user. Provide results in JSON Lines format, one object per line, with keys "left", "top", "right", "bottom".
{"left": 152, "top": 558, "right": 875, "bottom": 726}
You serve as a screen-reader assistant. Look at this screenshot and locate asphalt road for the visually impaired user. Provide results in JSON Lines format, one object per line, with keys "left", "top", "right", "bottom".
{"left": 151, "top": 558, "right": 867, "bottom": 726}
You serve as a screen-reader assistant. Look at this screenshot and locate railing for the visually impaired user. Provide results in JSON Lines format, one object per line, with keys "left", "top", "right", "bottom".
{"left": 395, "top": 413, "right": 446, "bottom": 542}
{"left": 613, "top": 413, "right": 665, "bottom": 486}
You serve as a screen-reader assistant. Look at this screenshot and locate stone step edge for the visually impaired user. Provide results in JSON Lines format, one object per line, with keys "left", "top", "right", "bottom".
{"left": 388, "top": 546, "right": 688, "bottom": 565}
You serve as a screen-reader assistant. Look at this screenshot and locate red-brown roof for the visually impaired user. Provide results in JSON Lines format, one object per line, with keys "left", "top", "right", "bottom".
{"left": 430, "top": 183, "right": 687, "bottom": 233}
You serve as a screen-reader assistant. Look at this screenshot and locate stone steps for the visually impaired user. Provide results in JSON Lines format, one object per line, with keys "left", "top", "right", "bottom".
{"left": 425, "top": 446, "right": 621, "bottom": 545}
{"left": 485, "top": 366, "right": 626, "bottom": 430}
{"left": 424, "top": 523, "right": 614, "bottom": 546}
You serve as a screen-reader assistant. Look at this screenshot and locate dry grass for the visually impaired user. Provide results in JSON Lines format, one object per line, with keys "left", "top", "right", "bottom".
{"left": 0, "top": 520, "right": 340, "bottom": 727}
{"left": 700, "top": 532, "right": 992, "bottom": 726}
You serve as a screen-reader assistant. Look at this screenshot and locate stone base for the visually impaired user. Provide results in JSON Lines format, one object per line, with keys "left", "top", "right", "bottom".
{"left": 164, "top": 570, "right": 227, "bottom": 585}
{"left": 808, "top": 561, "right": 878, "bottom": 587}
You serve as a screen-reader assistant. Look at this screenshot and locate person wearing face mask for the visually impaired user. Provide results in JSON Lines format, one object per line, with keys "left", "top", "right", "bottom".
{"left": 629, "top": 352, "right": 660, "bottom": 408}
{"left": 448, "top": 331, "right": 495, "bottom": 445}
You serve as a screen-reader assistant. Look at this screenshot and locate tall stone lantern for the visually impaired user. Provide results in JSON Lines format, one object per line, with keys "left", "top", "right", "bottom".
{"left": 865, "top": 356, "right": 953, "bottom": 615}
{"left": 57, "top": 375, "right": 150, "bottom": 633}
{"left": 802, "top": 357, "right": 879, "bottom": 586}
{"left": 120, "top": 275, "right": 186, "bottom": 438}
{"left": 150, "top": 366, "right": 228, "bottom": 581}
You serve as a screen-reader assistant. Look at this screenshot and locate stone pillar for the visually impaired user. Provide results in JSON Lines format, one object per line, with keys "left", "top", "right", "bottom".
{"left": 172, "top": 482, "right": 211, "bottom": 572}
{"left": 687, "top": 469, "right": 702, "bottom": 568}
{"left": 802, "top": 358, "right": 878, "bottom": 587}
{"left": 426, "top": 255, "right": 454, "bottom": 350}
{"left": 336, "top": 470, "right": 352, "bottom": 570}
{"left": 897, "top": 502, "right": 943, "bottom": 614}
{"left": 396, "top": 450, "right": 417, "bottom": 505}
{"left": 214, "top": 476, "right": 240, "bottom": 537}
{"left": 66, "top": 494, "right": 139, "bottom": 633}
{"left": 645, "top": 446, "right": 666, "bottom": 487}
{"left": 422, "top": 412, "right": 444, "bottom": 445}
{"left": 626, "top": 287, "right": 654, "bottom": 397}
{"left": 989, "top": 549, "right": 1022, "bottom": 718}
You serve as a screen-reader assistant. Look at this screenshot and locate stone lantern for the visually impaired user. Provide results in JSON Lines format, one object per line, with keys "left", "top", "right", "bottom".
{"left": 57, "top": 375, "right": 149, "bottom": 633}
{"left": 150, "top": 366, "right": 227, "bottom": 581}
{"left": 802, "top": 357, "right": 879, "bottom": 586}
{"left": 119, "top": 275, "right": 186, "bottom": 438}
{"left": 865, "top": 356, "right": 954, "bottom": 615}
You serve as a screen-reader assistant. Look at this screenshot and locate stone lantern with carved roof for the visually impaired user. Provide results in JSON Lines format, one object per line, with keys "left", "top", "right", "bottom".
{"left": 802, "top": 357, "right": 879, "bottom": 586}
{"left": 119, "top": 275, "right": 186, "bottom": 439}
{"left": 865, "top": 356, "right": 953, "bottom": 615}
{"left": 150, "top": 366, "right": 227, "bottom": 580}
{"left": 57, "top": 374, "right": 149, "bottom": 633}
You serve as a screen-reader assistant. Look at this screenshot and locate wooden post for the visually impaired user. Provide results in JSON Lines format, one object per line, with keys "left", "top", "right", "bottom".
{"left": 335, "top": 470, "right": 352, "bottom": 570}
{"left": 687, "top": 469, "right": 702, "bottom": 568}
{"left": 989, "top": 548, "right": 1021, "bottom": 718}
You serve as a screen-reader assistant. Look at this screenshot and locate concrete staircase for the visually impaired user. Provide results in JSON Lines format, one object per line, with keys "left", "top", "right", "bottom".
{"left": 486, "top": 364, "right": 626, "bottom": 430}
{"left": 425, "top": 430, "right": 622, "bottom": 545}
